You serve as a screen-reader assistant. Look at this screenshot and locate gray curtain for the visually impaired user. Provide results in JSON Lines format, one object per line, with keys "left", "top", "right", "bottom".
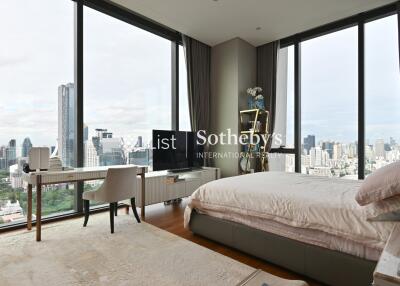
{"left": 256, "top": 41, "right": 280, "bottom": 148}
{"left": 182, "top": 35, "right": 211, "bottom": 133}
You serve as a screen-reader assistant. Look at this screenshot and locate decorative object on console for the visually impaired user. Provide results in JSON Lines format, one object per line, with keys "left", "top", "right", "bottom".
{"left": 28, "top": 147, "right": 50, "bottom": 171}
{"left": 246, "top": 86, "right": 265, "bottom": 110}
{"left": 48, "top": 156, "right": 63, "bottom": 172}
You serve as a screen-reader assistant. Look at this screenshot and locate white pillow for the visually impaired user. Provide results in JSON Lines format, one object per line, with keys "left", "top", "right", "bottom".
{"left": 356, "top": 161, "right": 400, "bottom": 206}
{"left": 364, "top": 195, "right": 400, "bottom": 221}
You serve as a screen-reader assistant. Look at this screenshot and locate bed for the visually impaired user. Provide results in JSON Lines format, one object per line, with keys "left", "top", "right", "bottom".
{"left": 184, "top": 172, "right": 397, "bottom": 286}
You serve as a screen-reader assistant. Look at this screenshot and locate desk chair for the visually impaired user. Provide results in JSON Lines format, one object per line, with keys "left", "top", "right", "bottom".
{"left": 82, "top": 166, "right": 140, "bottom": 233}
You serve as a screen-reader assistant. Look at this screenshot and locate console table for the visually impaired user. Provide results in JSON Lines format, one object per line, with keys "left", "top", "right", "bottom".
{"left": 22, "top": 165, "right": 147, "bottom": 242}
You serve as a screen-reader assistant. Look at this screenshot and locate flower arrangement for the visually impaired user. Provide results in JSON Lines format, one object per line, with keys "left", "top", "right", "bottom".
{"left": 247, "top": 86, "right": 265, "bottom": 109}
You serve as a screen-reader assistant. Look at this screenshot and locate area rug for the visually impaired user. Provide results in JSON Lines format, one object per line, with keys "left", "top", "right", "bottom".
{"left": 0, "top": 212, "right": 254, "bottom": 286}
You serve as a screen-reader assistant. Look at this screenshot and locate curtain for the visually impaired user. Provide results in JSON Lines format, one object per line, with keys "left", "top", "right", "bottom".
{"left": 182, "top": 35, "right": 211, "bottom": 133}
{"left": 256, "top": 40, "right": 280, "bottom": 149}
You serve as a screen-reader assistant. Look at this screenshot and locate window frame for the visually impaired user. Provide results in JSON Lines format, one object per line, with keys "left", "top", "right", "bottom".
{"left": 73, "top": 0, "right": 185, "bottom": 214}
{"left": 271, "top": 2, "right": 398, "bottom": 178}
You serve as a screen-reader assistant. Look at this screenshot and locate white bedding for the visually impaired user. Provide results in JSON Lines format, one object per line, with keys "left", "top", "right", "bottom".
{"left": 184, "top": 172, "right": 396, "bottom": 261}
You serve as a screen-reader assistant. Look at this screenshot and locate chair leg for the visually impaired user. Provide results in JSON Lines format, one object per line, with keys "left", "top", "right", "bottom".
{"left": 131, "top": 197, "right": 141, "bottom": 223}
{"left": 109, "top": 203, "right": 115, "bottom": 234}
{"left": 83, "top": 200, "right": 90, "bottom": 227}
{"left": 114, "top": 202, "right": 118, "bottom": 216}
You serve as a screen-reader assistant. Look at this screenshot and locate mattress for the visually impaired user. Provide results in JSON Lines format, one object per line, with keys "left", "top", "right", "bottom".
{"left": 184, "top": 172, "right": 396, "bottom": 261}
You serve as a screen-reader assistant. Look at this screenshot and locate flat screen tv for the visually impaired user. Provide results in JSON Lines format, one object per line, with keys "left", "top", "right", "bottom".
{"left": 152, "top": 130, "right": 204, "bottom": 171}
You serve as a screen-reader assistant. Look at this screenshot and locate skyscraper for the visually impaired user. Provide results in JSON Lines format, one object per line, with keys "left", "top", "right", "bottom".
{"left": 83, "top": 124, "right": 89, "bottom": 142}
{"left": 135, "top": 136, "right": 143, "bottom": 148}
{"left": 21, "top": 137, "right": 33, "bottom": 157}
{"left": 58, "top": 83, "right": 75, "bottom": 167}
{"left": 5, "top": 139, "right": 17, "bottom": 168}
{"left": 375, "top": 139, "right": 385, "bottom": 159}
{"left": 304, "top": 135, "right": 316, "bottom": 154}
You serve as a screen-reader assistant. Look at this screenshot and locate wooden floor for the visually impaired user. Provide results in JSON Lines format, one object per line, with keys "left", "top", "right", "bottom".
{"left": 142, "top": 199, "right": 323, "bottom": 286}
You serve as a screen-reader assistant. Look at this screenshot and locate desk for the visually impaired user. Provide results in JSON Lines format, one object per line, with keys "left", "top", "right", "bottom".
{"left": 22, "top": 165, "right": 147, "bottom": 242}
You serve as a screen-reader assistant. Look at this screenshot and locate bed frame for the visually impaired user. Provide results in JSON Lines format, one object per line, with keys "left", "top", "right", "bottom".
{"left": 189, "top": 210, "right": 376, "bottom": 286}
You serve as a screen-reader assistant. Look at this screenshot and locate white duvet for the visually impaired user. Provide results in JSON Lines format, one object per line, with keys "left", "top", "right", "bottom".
{"left": 184, "top": 172, "right": 396, "bottom": 260}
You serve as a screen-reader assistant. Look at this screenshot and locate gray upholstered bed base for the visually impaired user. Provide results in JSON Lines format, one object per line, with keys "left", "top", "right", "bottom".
{"left": 189, "top": 210, "right": 376, "bottom": 286}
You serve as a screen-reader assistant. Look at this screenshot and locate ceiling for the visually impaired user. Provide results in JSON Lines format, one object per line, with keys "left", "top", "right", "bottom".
{"left": 110, "top": 0, "right": 395, "bottom": 46}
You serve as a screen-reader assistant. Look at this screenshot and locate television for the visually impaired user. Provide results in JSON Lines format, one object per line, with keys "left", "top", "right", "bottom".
{"left": 152, "top": 130, "right": 204, "bottom": 171}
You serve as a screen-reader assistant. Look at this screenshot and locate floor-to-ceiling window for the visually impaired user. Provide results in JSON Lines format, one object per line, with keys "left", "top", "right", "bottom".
{"left": 0, "top": 0, "right": 75, "bottom": 226}
{"left": 301, "top": 27, "right": 358, "bottom": 178}
{"left": 270, "top": 45, "right": 295, "bottom": 172}
{"left": 365, "top": 14, "right": 400, "bottom": 176}
{"left": 83, "top": 6, "right": 173, "bottom": 205}
{"left": 83, "top": 6, "right": 172, "bottom": 172}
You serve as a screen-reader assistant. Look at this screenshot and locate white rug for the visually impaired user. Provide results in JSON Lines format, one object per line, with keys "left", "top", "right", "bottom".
{"left": 0, "top": 212, "right": 254, "bottom": 286}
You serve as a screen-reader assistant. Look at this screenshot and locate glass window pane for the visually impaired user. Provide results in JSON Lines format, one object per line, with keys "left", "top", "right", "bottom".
{"left": 0, "top": 0, "right": 75, "bottom": 225}
{"left": 179, "top": 46, "right": 191, "bottom": 131}
{"left": 84, "top": 6, "right": 171, "bottom": 169}
{"left": 301, "top": 27, "right": 358, "bottom": 178}
{"left": 365, "top": 15, "right": 400, "bottom": 176}
{"left": 83, "top": 7, "right": 172, "bottom": 203}
{"left": 269, "top": 154, "right": 295, "bottom": 172}
{"left": 275, "top": 45, "right": 294, "bottom": 149}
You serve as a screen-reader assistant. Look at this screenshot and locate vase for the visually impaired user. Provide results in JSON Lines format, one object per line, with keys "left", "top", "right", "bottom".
{"left": 247, "top": 97, "right": 255, "bottom": 109}
{"left": 254, "top": 98, "right": 265, "bottom": 110}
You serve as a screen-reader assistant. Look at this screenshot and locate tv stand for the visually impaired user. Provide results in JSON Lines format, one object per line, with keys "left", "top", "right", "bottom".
{"left": 132, "top": 167, "right": 220, "bottom": 210}
{"left": 168, "top": 168, "right": 192, "bottom": 173}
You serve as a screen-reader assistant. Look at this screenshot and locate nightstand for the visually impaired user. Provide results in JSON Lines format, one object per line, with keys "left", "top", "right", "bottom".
{"left": 374, "top": 224, "right": 400, "bottom": 286}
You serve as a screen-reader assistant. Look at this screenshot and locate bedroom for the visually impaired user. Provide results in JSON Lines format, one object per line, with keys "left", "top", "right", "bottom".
{"left": 0, "top": 0, "right": 399, "bottom": 285}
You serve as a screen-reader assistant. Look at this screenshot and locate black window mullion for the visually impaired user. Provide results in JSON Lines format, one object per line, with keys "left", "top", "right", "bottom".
{"left": 171, "top": 42, "right": 179, "bottom": 131}
{"left": 358, "top": 20, "right": 365, "bottom": 180}
{"left": 74, "top": 0, "right": 84, "bottom": 212}
{"left": 294, "top": 40, "right": 302, "bottom": 173}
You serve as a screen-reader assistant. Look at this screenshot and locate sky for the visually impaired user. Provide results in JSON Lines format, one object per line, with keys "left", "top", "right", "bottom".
{"left": 0, "top": 1, "right": 399, "bottom": 150}
{"left": 0, "top": 0, "right": 188, "bottom": 149}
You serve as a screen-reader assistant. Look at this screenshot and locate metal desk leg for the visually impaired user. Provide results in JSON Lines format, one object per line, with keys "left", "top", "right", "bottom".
{"left": 36, "top": 176, "right": 42, "bottom": 242}
{"left": 27, "top": 184, "right": 32, "bottom": 230}
{"left": 140, "top": 172, "right": 145, "bottom": 219}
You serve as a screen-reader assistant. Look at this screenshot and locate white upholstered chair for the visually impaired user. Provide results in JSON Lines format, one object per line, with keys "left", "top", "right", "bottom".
{"left": 82, "top": 166, "right": 141, "bottom": 233}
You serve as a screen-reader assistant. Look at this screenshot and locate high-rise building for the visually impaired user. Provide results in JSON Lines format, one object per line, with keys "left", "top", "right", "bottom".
{"left": 84, "top": 138, "right": 100, "bottom": 167}
{"left": 95, "top": 129, "right": 113, "bottom": 139}
{"left": 9, "top": 158, "right": 27, "bottom": 189}
{"left": 333, "top": 143, "right": 342, "bottom": 161}
{"left": 303, "top": 135, "right": 315, "bottom": 155}
{"left": 322, "top": 141, "right": 334, "bottom": 159}
{"left": 129, "top": 148, "right": 150, "bottom": 165}
{"left": 0, "top": 158, "right": 6, "bottom": 170}
{"left": 310, "top": 147, "right": 322, "bottom": 167}
{"left": 375, "top": 139, "right": 385, "bottom": 159}
{"left": 100, "top": 137, "right": 125, "bottom": 166}
{"left": 84, "top": 124, "right": 89, "bottom": 142}
{"left": 135, "top": 136, "right": 143, "bottom": 148}
{"left": 21, "top": 137, "right": 33, "bottom": 157}
{"left": 0, "top": 145, "right": 5, "bottom": 158}
{"left": 5, "top": 139, "right": 17, "bottom": 168}
{"left": 58, "top": 83, "right": 75, "bottom": 167}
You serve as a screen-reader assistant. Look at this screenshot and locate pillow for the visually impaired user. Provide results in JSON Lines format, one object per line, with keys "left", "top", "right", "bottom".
{"left": 356, "top": 161, "right": 400, "bottom": 206}
{"left": 364, "top": 195, "right": 400, "bottom": 221}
